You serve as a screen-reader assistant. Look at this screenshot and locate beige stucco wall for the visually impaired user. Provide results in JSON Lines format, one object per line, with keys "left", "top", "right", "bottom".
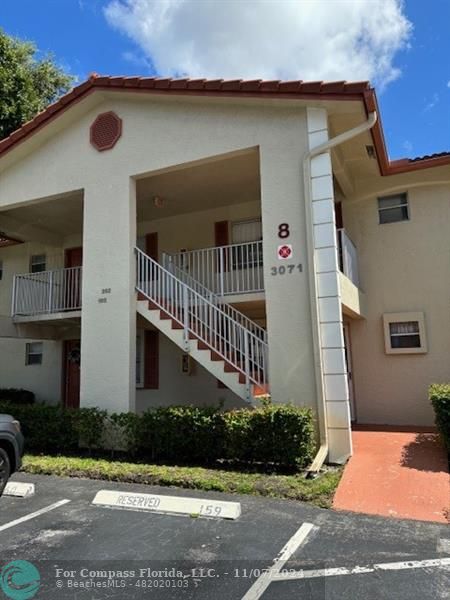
{"left": 0, "top": 337, "right": 62, "bottom": 403}
{"left": 343, "top": 183, "right": 450, "bottom": 425}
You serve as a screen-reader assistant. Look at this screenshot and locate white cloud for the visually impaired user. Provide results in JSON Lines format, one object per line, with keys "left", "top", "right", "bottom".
{"left": 104, "top": 0, "right": 412, "bottom": 88}
{"left": 122, "top": 50, "right": 151, "bottom": 69}
{"left": 424, "top": 92, "right": 439, "bottom": 112}
{"left": 402, "top": 140, "right": 413, "bottom": 153}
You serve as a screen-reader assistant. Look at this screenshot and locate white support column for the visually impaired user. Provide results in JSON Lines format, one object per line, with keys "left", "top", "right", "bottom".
{"left": 80, "top": 177, "right": 136, "bottom": 413}
{"left": 260, "top": 134, "right": 317, "bottom": 408}
{"left": 307, "top": 108, "right": 352, "bottom": 463}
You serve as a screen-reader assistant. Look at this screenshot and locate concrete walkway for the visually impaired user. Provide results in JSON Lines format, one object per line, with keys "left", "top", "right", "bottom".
{"left": 333, "top": 428, "right": 450, "bottom": 524}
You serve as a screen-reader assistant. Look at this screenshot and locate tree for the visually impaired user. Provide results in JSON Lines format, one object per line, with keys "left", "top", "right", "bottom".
{"left": 0, "top": 29, "right": 74, "bottom": 140}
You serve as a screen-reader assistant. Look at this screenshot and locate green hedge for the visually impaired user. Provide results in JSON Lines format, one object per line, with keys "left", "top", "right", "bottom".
{"left": 0, "top": 401, "right": 315, "bottom": 470}
{"left": 0, "top": 388, "right": 35, "bottom": 405}
{"left": 429, "top": 384, "right": 450, "bottom": 450}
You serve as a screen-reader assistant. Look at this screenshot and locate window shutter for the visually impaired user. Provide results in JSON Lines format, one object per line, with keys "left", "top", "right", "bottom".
{"left": 144, "top": 330, "right": 159, "bottom": 389}
{"left": 146, "top": 232, "right": 158, "bottom": 260}
{"left": 215, "top": 221, "right": 229, "bottom": 247}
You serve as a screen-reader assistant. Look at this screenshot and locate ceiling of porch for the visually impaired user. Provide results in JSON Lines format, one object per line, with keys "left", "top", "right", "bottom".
{"left": 136, "top": 151, "right": 260, "bottom": 221}
{"left": 0, "top": 191, "right": 83, "bottom": 243}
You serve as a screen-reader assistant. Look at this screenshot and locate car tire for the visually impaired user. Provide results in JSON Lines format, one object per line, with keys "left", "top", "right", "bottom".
{"left": 0, "top": 448, "right": 11, "bottom": 498}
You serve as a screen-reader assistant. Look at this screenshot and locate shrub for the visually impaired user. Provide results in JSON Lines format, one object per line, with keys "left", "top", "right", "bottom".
{"left": 0, "top": 403, "right": 107, "bottom": 453}
{"left": 134, "top": 406, "right": 225, "bottom": 464}
{"left": 429, "top": 384, "right": 450, "bottom": 450}
{"left": 0, "top": 401, "right": 316, "bottom": 470}
{"left": 0, "top": 388, "right": 35, "bottom": 405}
{"left": 223, "top": 403, "right": 315, "bottom": 469}
{"left": 72, "top": 407, "right": 108, "bottom": 452}
{"left": 0, "top": 402, "right": 77, "bottom": 453}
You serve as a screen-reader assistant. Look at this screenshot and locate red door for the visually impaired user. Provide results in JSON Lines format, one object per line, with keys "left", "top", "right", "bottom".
{"left": 63, "top": 339, "right": 81, "bottom": 409}
{"left": 65, "top": 247, "right": 83, "bottom": 268}
{"left": 64, "top": 247, "right": 83, "bottom": 309}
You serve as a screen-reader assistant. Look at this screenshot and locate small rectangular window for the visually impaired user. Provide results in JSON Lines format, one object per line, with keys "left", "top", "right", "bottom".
{"left": 26, "top": 342, "right": 43, "bottom": 365}
{"left": 389, "top": 321, "right": 420, "bottom": 349}
{"left": 383, "top": 312, "right": 427, "bottom": 354}
{"left": 30, "top": 254, "right": 46, "bottom": 273}
{"left": 231, "top": 219, "right": 263, "bottom": 269}
{"left": 378, "top": 193, "right": 409, "bottom": 224}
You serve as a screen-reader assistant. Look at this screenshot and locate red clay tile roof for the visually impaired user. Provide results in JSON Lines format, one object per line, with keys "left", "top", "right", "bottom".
{"left": 0, "top": 74, "right": 449, "bottom": 176}
{"left": 407, "top": 151, "right": 450, "bottom": 163}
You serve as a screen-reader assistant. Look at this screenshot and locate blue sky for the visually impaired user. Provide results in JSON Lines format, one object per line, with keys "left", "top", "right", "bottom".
{"left": 1, "top": 0, "right": 449, "bottom": 160}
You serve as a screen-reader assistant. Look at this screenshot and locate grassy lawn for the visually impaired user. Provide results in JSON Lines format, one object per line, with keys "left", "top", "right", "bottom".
{"left": 21, "top": 454, "right": 342, "bottom": 509}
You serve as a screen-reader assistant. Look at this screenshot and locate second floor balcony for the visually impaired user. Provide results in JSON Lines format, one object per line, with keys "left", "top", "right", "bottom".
{"left": 10, "top": 235, "right": 363, "bottom": 320}
{"left": 12, "top": 266, "right": 82, "bottom": 320}
{"left": 164, "top": 240, "right": 265, "bottom": 297}
{"left": 337, "top": 229, "right": 359, "bottom": 288}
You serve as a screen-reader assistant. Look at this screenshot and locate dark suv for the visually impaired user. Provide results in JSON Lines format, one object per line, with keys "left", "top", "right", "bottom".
{"left": 0, "top": 414, "right": 25, "bottom": 497}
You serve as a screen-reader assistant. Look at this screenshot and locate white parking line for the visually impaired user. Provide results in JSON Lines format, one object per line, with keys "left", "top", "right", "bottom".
{"left": 0, "top": 499, "right": 71, "bottom": 533}
{"left": 241, "top": 522, "right": 316, "bottom": 600}
{"left": 272, "top": 557, "right": 450, "bottom": 581}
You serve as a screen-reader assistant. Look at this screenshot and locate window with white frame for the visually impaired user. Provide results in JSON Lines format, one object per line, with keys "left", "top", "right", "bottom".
{"left": 25, "top": 342, "right": 43, "bottom": 365}
{"left": 378, "top": 193, "right": 409, "bottom": 224}
{"left": 231, "top": 219, "right": 263, "bottom": 269}
{"left": 136, "top": 330, "right": 144, "bottom": 388}
{"left": 30, "top": 254, "right": 46, "bottom": 273}
{"left": 383, "top": 312, "right": 427, "bottom": 354}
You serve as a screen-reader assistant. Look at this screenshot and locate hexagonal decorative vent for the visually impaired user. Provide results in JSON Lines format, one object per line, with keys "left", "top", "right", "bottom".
{"left": 90, "top": 111, "right": 122, "bottom": 152}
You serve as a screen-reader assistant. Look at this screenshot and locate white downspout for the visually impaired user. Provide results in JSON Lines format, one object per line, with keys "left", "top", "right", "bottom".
{"left": 304, "top": 110, "right": 377, "bottom": 476}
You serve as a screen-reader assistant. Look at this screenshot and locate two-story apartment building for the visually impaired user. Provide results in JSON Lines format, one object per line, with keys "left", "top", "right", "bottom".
{"left": 0, "top": 75, "right": 449, "bottom": 464}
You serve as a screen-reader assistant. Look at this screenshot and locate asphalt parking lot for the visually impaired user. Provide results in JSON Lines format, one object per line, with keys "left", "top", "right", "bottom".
{"left": 0, "top": 473, "right": 448, "bottom": 599}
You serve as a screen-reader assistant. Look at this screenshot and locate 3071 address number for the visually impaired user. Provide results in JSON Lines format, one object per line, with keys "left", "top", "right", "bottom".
{"left": 270, "top": 264, "right": 303, "bottom": 276}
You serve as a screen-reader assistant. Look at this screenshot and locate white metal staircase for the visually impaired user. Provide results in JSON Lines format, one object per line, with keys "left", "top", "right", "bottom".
{"left": 135, "top": 248, "right": 269, "bottom": 402}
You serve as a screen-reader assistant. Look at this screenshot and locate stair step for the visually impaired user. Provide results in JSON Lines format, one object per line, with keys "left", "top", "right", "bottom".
{"left": 159, "top": 310, "right": 172, "bottom": 320}
{"left": 171, "top": 320, "right": 183, "bottom": 330}
{"left": 253, "top": 384, "right": 270, "bottom": 397}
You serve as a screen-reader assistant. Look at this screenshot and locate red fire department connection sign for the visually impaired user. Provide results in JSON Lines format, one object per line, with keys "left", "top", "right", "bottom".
{"left": 278, "top": 244, "right": 293, "bottom": 260}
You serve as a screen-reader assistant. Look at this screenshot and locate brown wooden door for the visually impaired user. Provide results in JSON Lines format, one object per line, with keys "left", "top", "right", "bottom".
{"left": 65, "top": 247, "right": 83, "bottom": 268}
{"left": 63, "top": 339, "right": 81, "bottom": 409}
{"left": 146, "top": 233, "right": 158, "bottom": 260}
{"left": 64, "top": 247, "right": 83, "bottom": 310}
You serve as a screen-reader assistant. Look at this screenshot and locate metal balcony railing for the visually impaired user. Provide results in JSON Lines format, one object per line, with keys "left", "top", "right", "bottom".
{"left": 166, "top": 240, "right": 264, "bottom": 296}
{"left": 12, "top": 266, "right": 82, "bottom": 317}
{"left": 337, "top": 229, "right": 359, "bottom": 288}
